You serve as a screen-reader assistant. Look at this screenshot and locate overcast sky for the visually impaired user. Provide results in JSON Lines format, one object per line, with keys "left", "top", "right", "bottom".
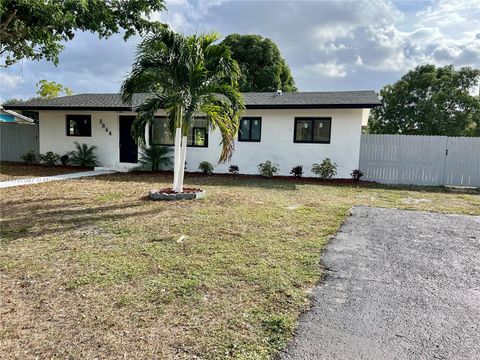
{"left": 1, "top": 0, "right": 479, "bottom": 102}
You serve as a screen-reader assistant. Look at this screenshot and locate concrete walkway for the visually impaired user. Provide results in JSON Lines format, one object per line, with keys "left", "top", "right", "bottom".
{"left": 281, "top": 206, "right": 480, "bottom": 360}
{"left": 0, "top": 170, "right": 116, "bottom": 189}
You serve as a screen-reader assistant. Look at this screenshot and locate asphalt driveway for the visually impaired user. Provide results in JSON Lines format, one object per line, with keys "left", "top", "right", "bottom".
{"left": 281, "top": 206, "right": 480, "bottom": 360}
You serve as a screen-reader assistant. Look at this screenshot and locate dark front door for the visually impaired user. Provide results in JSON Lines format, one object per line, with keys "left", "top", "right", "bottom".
{"left": 119, "top": 116, "right": 138, "bottom": 163}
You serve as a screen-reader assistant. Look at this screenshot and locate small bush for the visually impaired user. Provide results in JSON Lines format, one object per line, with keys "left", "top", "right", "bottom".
{"left": 199, "top": 161, "right": 214, "bottom": 174}
{"left": 351, "top": 169, "right": 364, "bottom": 182}
{"left": 21, "top": 150, "right": 37, "bottom": 164}
{"left": 229, "top": 165, "right": 239, "bottom": 175}
{"left": 137, "top": 145, "right": 173, "bottom": 171}
{"left": 312, "top": 158, "right": 337, "bottom": 179}
{"left": 39, "top": 151, "right": 60, "bottom": 166}
{"left": 69, "top": 142, "right": 98, "bottom": 167}
{"left": 258, "top": 160, "right": 279, "bottom": 177}
{"left": 60, "top": 154, "right": 70, "bottom": 166}
{"left": 290, "top": 165, "right": 303, "bottom": 178}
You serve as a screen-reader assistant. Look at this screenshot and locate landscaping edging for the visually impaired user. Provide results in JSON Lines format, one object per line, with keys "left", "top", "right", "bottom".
{"left": 149, "top": 188, "right": 205, "bottom": 201}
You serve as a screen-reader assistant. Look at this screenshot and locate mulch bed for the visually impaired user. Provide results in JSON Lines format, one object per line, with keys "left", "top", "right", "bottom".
{"left": 131, "top": 169, "right": 375, "bottom": 186}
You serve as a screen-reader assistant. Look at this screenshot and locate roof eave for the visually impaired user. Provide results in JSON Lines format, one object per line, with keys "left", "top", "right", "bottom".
{"left": 3, "top": 105, "right": 132, "bottom": 111}
{"left": 5, "top": 103, "right": 381, "bottom": 111}
{"left": 0, "top": 107, "right": 35, "bottom": 123}
{"left": 245, "top": 103, "right": 381, "bottom": 109}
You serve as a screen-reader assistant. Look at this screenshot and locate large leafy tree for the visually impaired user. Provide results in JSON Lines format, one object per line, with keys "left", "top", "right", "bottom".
{"left": 220, "top": 34, "right": 297, "bottom": 92}
{"left": 36, "top": 79, "right": 73, "bottom": 99}
{"left": 0, "top": 0, "right": 165, "bottom": 67}
{"left": 368, "top": 65, "right": 480, "bottom": 136}
{"left": 121, "top": 28, "right": 245, "bottom": 192}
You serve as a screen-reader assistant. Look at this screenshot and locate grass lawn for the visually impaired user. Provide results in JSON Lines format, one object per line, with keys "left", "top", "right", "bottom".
{"left": 0, "top": 162, "right": 89, "bottom": 182}
{"left": 1, "top": 172, "right": 479, "bottom": 359}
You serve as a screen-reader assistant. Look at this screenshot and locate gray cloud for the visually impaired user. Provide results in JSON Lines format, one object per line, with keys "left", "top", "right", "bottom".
{"left": 1, "top": 0, "right": 479, "bottom": 102}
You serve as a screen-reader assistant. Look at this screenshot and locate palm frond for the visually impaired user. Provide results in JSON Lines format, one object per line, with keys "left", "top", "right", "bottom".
{"left": 200, "top": 95, "right": 242, "bottom": 162}
{"left": 121, "top": 28, "right": 245, "bottom": 163}
{"left": 137, "top": 145, "right": 173, "bottom": 171}
{"left": 132, "top": 96, "right": 166, "bottom": 144}
{"left": 69, "top": 142, "right": 98, "bottom": 167}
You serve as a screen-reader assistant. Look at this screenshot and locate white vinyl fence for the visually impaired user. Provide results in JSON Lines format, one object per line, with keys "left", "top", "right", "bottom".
{"left": 0, "top": 122, "right": 39, "bottom": 162}
{"left": 359, "top": 134, "right": 480, "bottom": 187}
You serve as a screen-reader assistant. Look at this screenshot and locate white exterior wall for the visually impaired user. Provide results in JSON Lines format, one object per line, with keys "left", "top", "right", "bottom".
{"left": 361, "top": 108, "right": 371, "bottom": 127}
{"left": 39, "top": 110, "right": 137, "bottom": 169}
{"left": 38, "top": 108, "right": 364, "bottom": 178}
{"left": 185, "top": 108, "right": 363, "bottom": 178}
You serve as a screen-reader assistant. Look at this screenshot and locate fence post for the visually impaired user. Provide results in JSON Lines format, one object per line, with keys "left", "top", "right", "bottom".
{"left": 441, "top": 137, "right": 448, "bottom": 186}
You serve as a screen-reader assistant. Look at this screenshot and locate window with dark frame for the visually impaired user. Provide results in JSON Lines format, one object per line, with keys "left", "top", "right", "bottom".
{"left": 66, "top": 115, "right": 91, "bottom": 136}
{"left": 150, "top": 117, "right": 209, "bottom": 147}
{"left": 192, "top": 127, "right": 208, "bottom": 147}
{"left": 238, "top": 117, "right": 262, "bottom": 142}
{"left": 294, "top": 117, "right": 331, "bottom": 143}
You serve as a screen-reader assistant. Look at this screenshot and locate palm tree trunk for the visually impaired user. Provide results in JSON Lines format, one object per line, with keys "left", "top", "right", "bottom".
{"left": 172, "top": 106, "right": 183, "bottom": 191}
{"left": 176, "top": 135, "right": 188, "bottom": 192}
{"left": 176, "top": 116, "right": 190, "bottom": 192}
{"left": 172, "top": 127, "right": 181, "bottom": 190}
{"left": 145, "top": 121, "right": 150, "bottom": 148}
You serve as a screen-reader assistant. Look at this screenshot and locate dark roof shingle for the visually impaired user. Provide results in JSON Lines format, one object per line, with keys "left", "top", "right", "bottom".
{"left": 5, "top": 91, "right": 380, "bottom": 110}
{"left": 243, "top": 91, "right": 380, "bottom": 108}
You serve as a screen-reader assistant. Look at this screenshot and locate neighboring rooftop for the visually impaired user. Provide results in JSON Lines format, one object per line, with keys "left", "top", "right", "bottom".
{"left": 4, "top": 91, "right": 381, "bottom": 110}
{"left": 0, "top": 106, "right": 35, "bottom": 123}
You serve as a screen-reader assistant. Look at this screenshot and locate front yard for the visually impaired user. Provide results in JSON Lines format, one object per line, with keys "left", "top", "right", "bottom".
{"left": 0, "top": 162, "right": 86, "bottom": 182}
{"left": 1, "top": 171, "right": 479, "bottom": 359}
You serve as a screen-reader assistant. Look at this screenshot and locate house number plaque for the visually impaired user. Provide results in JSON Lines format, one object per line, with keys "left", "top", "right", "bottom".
{"left": 99, "top": 119, "right": 112, "bottom": 136}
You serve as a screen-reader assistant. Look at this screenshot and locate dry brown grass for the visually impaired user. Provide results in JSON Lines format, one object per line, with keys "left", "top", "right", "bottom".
{"left": 1, "top": 172, "right": 479, "bottom": 359}
{"left": 0, "top": 162, "right": 89, "bottom": 182}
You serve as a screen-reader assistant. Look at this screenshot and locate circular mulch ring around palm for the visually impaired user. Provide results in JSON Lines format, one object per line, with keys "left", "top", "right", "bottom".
{"left": 149, "top": 187, "right": 205, "bottom": 201}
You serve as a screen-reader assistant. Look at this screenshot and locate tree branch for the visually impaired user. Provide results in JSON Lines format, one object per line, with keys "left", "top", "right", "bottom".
{"left": 0, "top": 10, "right": 17, "bottom": 32}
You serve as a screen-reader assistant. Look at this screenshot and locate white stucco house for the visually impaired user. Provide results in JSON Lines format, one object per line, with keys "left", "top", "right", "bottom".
{"left": 5, "top": 91, "right": 380, "bottom": 178}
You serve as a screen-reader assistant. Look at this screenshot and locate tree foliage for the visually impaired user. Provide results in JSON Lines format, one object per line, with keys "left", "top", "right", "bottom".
{"left": 220, "top": 34, "right": 297, "bottom": 92}
{"left": 0, "top": 0, "right": 165, "bottom": 67}
{"left": 1, "top": 97, "right": 29, "bottom": 106}
{"left": 137, "top": 145, "right": 172, "bottom": 171}
{"left": 36, "top": 79, "right": 73, "bottom": 99}
{"left": 121, "top": 27, "right": 245, "bottom": 163}
{"left": 69, "top": 142, "right": 98, "bottom": 167}
{"left": 368, "top": 65, "right": 480, "bottom": 136}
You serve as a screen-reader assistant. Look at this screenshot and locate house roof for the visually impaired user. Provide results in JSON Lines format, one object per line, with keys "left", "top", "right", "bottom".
{"left": 0, "top": 106, "right": 35, "bottom": 123}
{"left": 4, "top": 91, "right": 381, "bottom": 111}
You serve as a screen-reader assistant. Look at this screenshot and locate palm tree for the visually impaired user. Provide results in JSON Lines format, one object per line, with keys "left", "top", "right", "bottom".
{"left": 137, "top": 145, "right": 173, "bottom": 172}
{"left": 69, "top": 142, "right": 98, "bottom": 167}
{"left": 121, "top": 27, "right": 245, "bottom": 192}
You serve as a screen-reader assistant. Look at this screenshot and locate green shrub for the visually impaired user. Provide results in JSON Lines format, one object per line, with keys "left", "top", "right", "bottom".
{"left": 312, "top": 158, "right": 337, "bottom": 179}
{"left": 258, "top": 160, "right": 279, "bottom": 177}
{"left": 60, "top": 154, "right": 70, "bottom": 166}
{"left": 39, "top": 151, "right": 60, "bottom": 166}
{"left": 290, "top": 165, "right": 303, "bottom": 178}
{"left": 199, "top": 161, "right": 214, "bottom": 174}
{"left": 351, "top": 169, "right": 364, "bottom": 182}
{"left": 20, "top": 150, "right": 37, "bottom": 164}
{"left": 228, "top": 165, "right": 239, "bottom": 175}
{"left": 137, "top": 145, "right": 173, "bottom": 171}
{"left": 69, "top": 142, "right": 98, "bottom": 167}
